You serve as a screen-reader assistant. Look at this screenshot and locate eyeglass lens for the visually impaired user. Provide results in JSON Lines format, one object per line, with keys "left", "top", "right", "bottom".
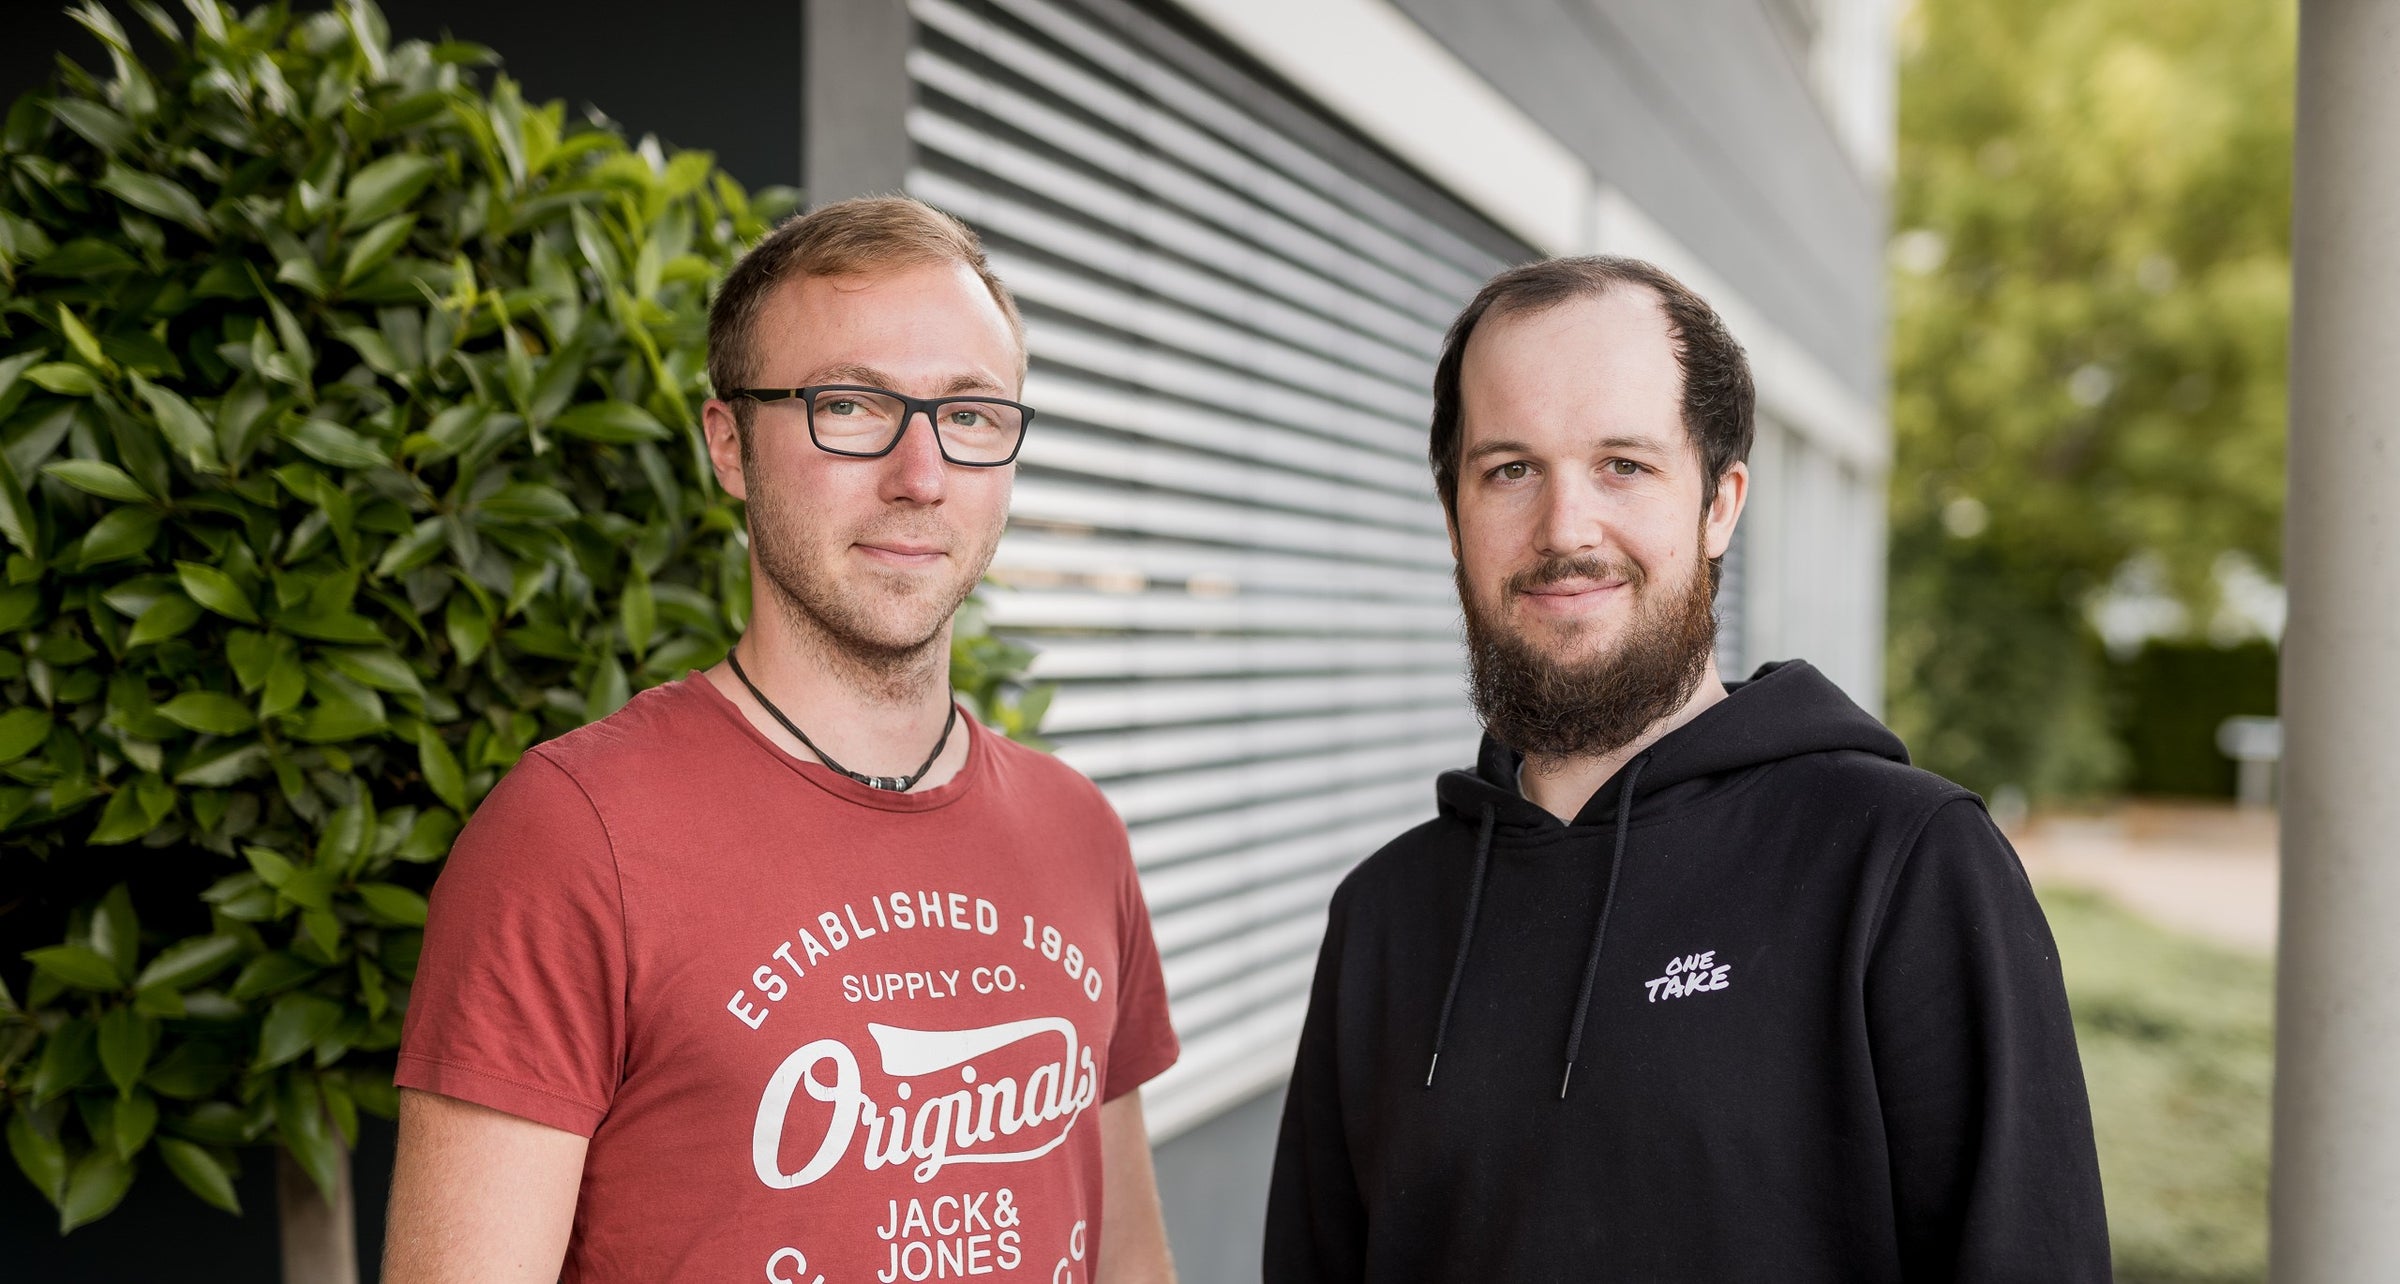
{"left": 810, "top": 389, "right": 1023, "bottom": 463}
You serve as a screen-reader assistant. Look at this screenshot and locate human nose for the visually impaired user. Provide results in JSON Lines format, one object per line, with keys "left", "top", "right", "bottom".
{"left": 1532, "top": 471, "right": 1605, "bottom": 559}
{"left": 881, "top": 407, "right": 949, "bottom": 504}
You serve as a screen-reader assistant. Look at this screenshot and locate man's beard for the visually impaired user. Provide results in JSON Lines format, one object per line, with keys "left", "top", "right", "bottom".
{"left": 740, "top": 435, "right": 996, "bottom": 685}
{"left": 1458, "top": 540, "right": 1719, "bottom": 761}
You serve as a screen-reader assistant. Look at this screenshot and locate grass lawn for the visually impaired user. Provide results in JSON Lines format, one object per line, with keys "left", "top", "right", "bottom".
{"left": 2040, "top": 887, "right": 2274, "bottom": 1283}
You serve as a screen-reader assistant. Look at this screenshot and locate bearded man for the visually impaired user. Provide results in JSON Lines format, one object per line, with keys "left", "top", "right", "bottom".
{"left": 1263, "top": 258, "right": 2109, "bottom": 1283}
{"left": 386, "top": 198, "right": 1179, "bottom": 1283}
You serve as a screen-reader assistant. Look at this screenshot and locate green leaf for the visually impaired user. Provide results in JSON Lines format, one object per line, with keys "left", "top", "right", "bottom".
{"left": 322, "top": 648, "right": 423, "bottom": 696}
{"left": 54, "top": 304, "right": 110, "bottom": 370}
{"left": 174, "top": 562, "right": 258, "bottom": 623}
{"left": 283, "top": 419, "right": 388, "bottom": 469}
{"left": 621, "top": 562, "right": 654, "bottom": 659}
{"left": 475, "top": 481, "right": 577, "bottom": 524}
{"left": 49, "top": 97, "right": 134, "bottom": 153}
{"left": 274, "top": 610, "right": 384, "bottom": 644}
{"left": 76, "top": 505, "right": 161, "bottom": 566}
{"left": 355, "top": 883, "right": 428, "bottom": 927}
{"left": 416, "top": 724, "right": 465, "bottom": 812}
{"left": 157, "top": 1137, "right": 239, "bottom": 1214}
{"left": 132, "top": 379, "right": 225, "bottom": 473}
{"left": 0, "top": 450, "right": 39, "bottom": 559}
{"left": 59, "top": 1148, "right": 135, "bottom": 1233}
{"left": 552, "top": 400, "right": 669, "bottom": 443}
{"left": 255, "top": 994, "right": 343, "bottom": 1070}
{"left": 92, "top": 884, "right": 138, "bottom": 981}
{"left": 0, "top": 708, "right": 53, "bottom": 763}
{"left": 134, "top": 934, "right": 245, "bottom": 993}
{"left": 229, "top": 951, "right": 320, "bottom": 1001}
{"left": 9, "top": 1107, "right": 67, "bottom": 1203}
{"left": 41, "top": 459, "right": 149, "bottom": 502}
{"left": 341, "top": 154, "right": 442, "bottom": 229}
{"left": 26, "top": 362, "right": 102, "bottom": 396}
{"left": 339, "top": 213, "right": 416, "bottom": 285}
{"left": 27, "top": 944, "right": 124, "bottom": 992}
{"left": 277, "top": 1075, "right": 341, "bottom": 1202}
{"left": 125, "top": 593, "right": 202, "bottom": 647}
{"left": 173, "top": 742, "right": 267, "bottom": 787}
{"left": 111, "top": 1089, "right": 159, "bottom": 1161}
{"left": 97, "top": 163, "right": 213, "bottom": 236}
{"left": 586, "top": 654, "right": 631, "bottom": 723}
{"left": 88, "top": 781, "right": 154, "bottom": 845}
{"left": 157, "top": 692, "right": 256, "bottom": 735}
{"left": 97, "top": 1007, "right": 156, "bottom": 1096}
{"left": 372, "top": 517, "right": 444, "bottom": 578}
{"left": 32, "top": 1019, "right": 97, "bottom": 1102}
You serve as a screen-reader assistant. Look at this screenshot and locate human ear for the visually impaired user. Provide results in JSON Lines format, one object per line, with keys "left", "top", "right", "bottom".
{"left": 702, "top": 399, "right": 750, "bottom": 502}
{"left": 1703, "top": 460, "right": 1749, "bottom": 560}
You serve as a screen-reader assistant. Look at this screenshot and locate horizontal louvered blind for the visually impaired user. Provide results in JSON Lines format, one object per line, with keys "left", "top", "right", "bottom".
{"left": 904, "top": 0, "right": 1526, "bottom": 1136}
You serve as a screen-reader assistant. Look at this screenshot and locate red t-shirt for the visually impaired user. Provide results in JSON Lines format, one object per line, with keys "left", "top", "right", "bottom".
{"left": 396, "top": 674, "right": 1179, "bottom": 1282}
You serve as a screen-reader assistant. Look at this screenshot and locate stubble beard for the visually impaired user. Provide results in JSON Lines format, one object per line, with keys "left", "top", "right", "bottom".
{"left": 740, "top": 436, "right": 1000, "bottom": 700}
{"left": 1458, "top": 533, "right": 1720, "bottom": 761}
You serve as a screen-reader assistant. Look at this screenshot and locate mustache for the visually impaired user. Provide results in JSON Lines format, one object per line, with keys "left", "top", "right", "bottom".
{"left": 1506, "top": 554, "right": 1646, "bottom": 595}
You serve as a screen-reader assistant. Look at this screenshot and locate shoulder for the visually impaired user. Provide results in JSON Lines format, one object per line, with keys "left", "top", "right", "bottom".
{"left": 1330, "top": 811, "right": 1472, "bottom": 919}
{"left": 1761, "top": 748, "right": 1983, "bottom": 838}
{"left": 979, "top": 725, "right": 1118, "bottom": 822}
{"left": 524, "top": 676, "right": 722, "bottom": 787}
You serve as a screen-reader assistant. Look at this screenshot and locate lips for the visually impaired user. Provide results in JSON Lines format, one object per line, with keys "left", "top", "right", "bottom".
{"left": 857, "top": 541, "right": 945, "bottom": 564}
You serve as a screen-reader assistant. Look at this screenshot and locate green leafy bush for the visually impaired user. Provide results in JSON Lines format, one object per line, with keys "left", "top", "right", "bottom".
{"left": 0, "top": 0, "right": 1048, "bottom": 1233}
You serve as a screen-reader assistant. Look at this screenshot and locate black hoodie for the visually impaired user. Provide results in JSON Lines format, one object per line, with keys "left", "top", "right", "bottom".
{"left": 1264, "top": 661, "right": 2109, "bottom": 1283}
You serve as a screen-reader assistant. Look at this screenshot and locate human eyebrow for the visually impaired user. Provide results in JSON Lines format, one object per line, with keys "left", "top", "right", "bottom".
{"left": 794, "top": 363, "right": 899, "bottom": 389}
{"left": 1590, "top": 434, "right": 1677, "bottom": 458}
{"left": 1463, "top": 437, "right": 1538, "bottom": 462}
{"left": 795, "top": 366, "right": 1012, "bottom": 398}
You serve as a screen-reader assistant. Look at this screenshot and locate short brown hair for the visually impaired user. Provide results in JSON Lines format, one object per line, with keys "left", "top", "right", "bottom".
{"left": 1429, "top": 256, "right": 1755, "bottom": 530}
{"left": 707, "top": 196, "right": 1026, "bottom": 407}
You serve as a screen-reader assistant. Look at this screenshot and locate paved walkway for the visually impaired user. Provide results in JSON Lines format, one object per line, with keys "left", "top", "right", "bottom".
{"left": 2007, "top": 801, "right": 2279, "bottom": 956}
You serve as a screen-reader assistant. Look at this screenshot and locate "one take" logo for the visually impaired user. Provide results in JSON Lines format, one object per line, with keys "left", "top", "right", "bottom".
{"left": 1645, "top": 950, "right": 1732, "bottom": 1003}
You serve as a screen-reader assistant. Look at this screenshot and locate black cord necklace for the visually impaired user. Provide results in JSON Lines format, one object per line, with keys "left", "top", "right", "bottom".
{"left": 726, "top": 648, "right": 959, "bottom": 792}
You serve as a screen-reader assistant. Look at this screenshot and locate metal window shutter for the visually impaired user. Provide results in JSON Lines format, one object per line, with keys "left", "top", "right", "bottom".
{"left": 903, "top": 0, "right": 1527, "bottom": 1137}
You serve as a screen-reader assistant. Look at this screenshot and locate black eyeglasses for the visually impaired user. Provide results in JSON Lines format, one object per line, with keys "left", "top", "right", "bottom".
{"left": 724, "top": 385, "right": 1034, "bottom": 466}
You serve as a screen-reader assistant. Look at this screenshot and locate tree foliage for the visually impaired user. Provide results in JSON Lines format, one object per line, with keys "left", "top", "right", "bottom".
{"left": 1886, "top": 0, "right": 2294, "bottom": 799}
{"left": 0, "top": 0, "right": 1044, "bottom": 1232}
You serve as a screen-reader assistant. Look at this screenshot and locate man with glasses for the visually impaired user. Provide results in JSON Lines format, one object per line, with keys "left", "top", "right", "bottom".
{"left": 387, "top": 197, "right": 1181, "bottom": 1283}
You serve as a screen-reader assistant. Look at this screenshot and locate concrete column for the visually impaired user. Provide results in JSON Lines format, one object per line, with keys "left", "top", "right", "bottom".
{"left": 2270, "top": 2, "right": 2400, "bottom": 1279}
{"left": 803, "top": 0, "right": 915, "bottom": 204}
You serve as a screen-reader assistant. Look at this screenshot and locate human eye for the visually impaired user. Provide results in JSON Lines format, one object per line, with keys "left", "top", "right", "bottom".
{"left": 1606, "top": 458, "right": 1646, "bottom": 477}
{"left": 946, "top": 405, "right": 994, "bottom": 429}
{"left": 823, "top": 397, "right": 861, "bottom": 416}
{"left": 1486, "top": 460, "right": 1533, "bottom": 482}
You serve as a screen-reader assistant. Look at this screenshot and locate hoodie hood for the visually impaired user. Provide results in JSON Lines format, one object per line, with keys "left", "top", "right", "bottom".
{"left": 1435, "top": 659, "right": 1907, "bottom": 834}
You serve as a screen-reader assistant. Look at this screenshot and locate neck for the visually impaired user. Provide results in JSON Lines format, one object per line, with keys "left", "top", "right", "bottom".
{"left": 1517, "top": 657, "right": 1728, "bottom": 823}
{"left": 706, "top": 589, "right": 968, "bottom": 789}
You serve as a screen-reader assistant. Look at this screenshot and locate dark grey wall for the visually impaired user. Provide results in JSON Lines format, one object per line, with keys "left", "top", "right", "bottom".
{"left": 1, "top": 0, "right": 801, "bottom": 192}
{"left": 1154, "top": 1084, "right": 1284, "bottom": 1284}
{"left": 1388, "top": 0, "right": 1886, "bottom": 399}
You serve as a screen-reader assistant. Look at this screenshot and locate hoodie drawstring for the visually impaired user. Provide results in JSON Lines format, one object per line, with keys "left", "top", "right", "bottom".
{"left": 1424, "top": 804, "right": 1498, "bottom": 1088}
{"left": 1560, "top": 753, "right": 1647, "bottom": 1099}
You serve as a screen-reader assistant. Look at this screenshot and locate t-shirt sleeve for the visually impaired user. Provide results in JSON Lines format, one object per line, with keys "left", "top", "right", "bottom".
{"left": 1103, "top": 838, "right": 1179, "bottom": 1102}
{"left": 395, "top": 748, "right": 626, "bottom": 1136}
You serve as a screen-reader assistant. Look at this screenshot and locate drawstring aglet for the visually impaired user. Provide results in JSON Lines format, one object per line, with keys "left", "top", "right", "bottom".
{"left": 1424, "top": 1054, "right": 1440, "bottom": 1088}
{"left": 1558, "top": 1062, "right": 1575, "bottom": 1099}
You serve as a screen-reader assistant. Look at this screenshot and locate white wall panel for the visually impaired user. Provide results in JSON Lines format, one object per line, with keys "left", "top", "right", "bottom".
{"left": 904, "top": 0, "right": 1519, "bottom": 1139}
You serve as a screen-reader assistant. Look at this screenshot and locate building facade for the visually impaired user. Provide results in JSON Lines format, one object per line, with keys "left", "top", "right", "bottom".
{"left": 1, "top": 2, "right": 1891, "bottom": 1278}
